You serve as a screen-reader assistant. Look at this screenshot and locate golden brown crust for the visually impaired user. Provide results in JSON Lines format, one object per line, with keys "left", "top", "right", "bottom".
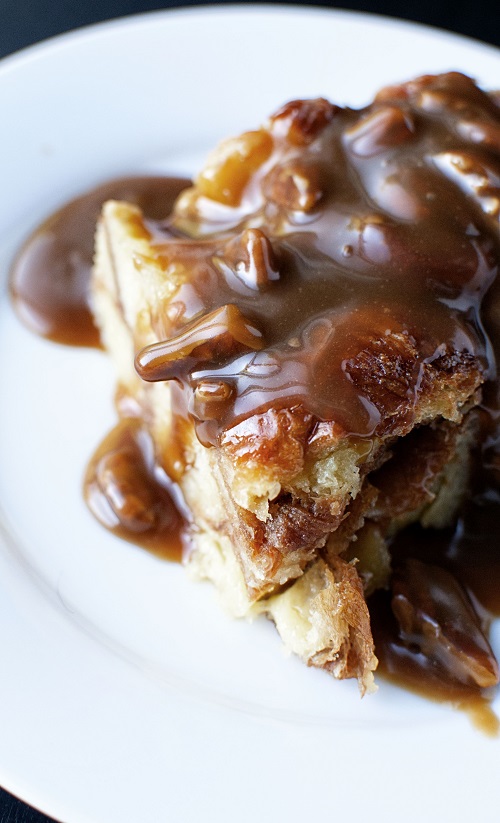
{"left": 344, "top": 331, "right": 483, "bottom": 438}
{"left": 219, "top": 406, "right": 315, "bottom": 488}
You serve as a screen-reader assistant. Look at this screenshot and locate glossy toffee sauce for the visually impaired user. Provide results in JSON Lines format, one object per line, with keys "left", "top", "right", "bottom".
{"left": 133, "top": 75, "right": 500, "bottom": 449}
{"left": 369, "top": 500, "right": 500, "bottom": 734}
{"left": 9, "top": 175, "right": 191, "bottom": 560}
{"left": 9, "top": 176, "right": 189, "bottom": 347}
{"left": 84, "top": 416, "right": 186, "bottom": 562}
{"left": 8, "top": 73, "right": 500, "bottom": 727}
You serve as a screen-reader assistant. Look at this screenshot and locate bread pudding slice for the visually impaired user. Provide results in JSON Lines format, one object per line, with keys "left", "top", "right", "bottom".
{"left": 91, "top": 72, "right": 500, "bottom": 694}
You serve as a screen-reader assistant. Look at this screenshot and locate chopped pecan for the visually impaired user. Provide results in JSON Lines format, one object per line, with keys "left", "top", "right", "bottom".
{"left": 457, "top": 119, "right": 500, "bottom": 152}
{"left": 196, "top": 130, "right": 273, "bottom": 207}
{"left": 392, "top": 559, "right": 499, "bottom": 689}
{"left": 135, "top": 304, "right": 264, "bottom": 382}
{"left": 193, "top": 379, "right": 234, "bottom": 420}
{"left": 345, "top": 105, "right": 415, "bottom": 157}
{"left": 222, "top": 228, "right": 280, "bottom": 290}
{"left": 432, "top": 150, "right": 500, "bottom": 220}
{"left": 262, "top": 159, "right": 323, "bottom": 211}
{"left": 270, "top": 98, "right": 338, "bottom": 145}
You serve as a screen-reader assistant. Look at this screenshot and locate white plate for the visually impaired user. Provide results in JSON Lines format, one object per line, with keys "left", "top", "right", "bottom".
{"left": 1, "top": 6, "right": 500, "bottom": 822}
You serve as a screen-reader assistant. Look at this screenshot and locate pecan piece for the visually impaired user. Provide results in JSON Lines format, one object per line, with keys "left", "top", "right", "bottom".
{"left": 270, "top": 98, "right": 338, "bottom": 145}
{"left": 432, "top": 150, "right": 500, "bottom": 220}
{"left": 457, "top": 120, "right": 500, "bottom": 152}
{"left": 392, "top": 559, "right": 499, "bottom": 689}
{"left": 222, "top": 228, "right": 280, "bottom": 290}
{"left": 96, "top": 449, "right": 158, "bottom": 532}
{"left": 196, "top": 130, "right": 273, "bottom": 207}
{"left": 262, "top": 160, "right": 323, "bottom": 211}
{"left": 193, "top": 379, "right": 234, "bottom": 420}
{"left": 87, "top": 421, "right": 175, "bottom": 534}
{"left": 345, "top": 106, "right": 415, "bottom": 157}
{"left": 135, "top": 304, "right": 264, "bottom": 382}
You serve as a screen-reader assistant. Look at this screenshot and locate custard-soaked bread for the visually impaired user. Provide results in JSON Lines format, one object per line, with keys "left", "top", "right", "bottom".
{"left": 91, "top": 72, "right": 500, "bottom": 694}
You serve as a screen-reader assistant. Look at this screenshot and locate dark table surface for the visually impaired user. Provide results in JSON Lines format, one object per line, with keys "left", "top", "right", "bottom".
{"left": 1, "top": 1, "right": 498, "bottom": 821}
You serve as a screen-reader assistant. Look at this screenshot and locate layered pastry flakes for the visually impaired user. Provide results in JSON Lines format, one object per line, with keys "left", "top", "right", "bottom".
{"left": 91, "top": 72, "right": 500, "bottom": 696}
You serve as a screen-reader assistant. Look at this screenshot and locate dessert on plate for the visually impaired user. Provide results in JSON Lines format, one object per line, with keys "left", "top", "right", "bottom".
{"left": 54, "top": 72, "right": 500, "bottom": 700}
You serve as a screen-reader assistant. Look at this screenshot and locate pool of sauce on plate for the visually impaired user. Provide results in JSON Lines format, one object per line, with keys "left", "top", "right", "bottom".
{"left": 9, "top": 176, "right": 190, "bottom": 347}
{"left": 9, "top": 175, "right": 191, "bottom": 557}
{"left": 8, "top": 73, "right": 500, "bottom": 726}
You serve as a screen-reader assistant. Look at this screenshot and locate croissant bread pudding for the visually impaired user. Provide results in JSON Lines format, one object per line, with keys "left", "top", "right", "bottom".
{"left": 85, "top": 71, "right": 500, "bottom": 705}
{"left": 10, "top": 71, "right": 500, "bottom": 711}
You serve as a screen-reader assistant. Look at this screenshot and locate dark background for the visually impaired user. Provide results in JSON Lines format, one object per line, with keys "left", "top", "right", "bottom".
{"left": 1, "top": 0, "right": 500, "bottom": 58}
{"left": 0, "top": 0, "right": 498, "bottom": 821}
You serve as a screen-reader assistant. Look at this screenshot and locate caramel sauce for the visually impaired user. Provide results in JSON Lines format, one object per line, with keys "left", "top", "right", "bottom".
{"left": 8, "top": 175, "right": 191, "bottom": 559}
{"left": 370, "top": 586, "right": 500, "bottom": 736}
{"left": 9, "top": 176, "right": 190, "bottom": 347}
{"left": 83, "top": 417, "right": 186, "bottom": 562}
{"left": 7, "top": 73, "right": 500, "bottom": 724}
{"left": 369, "top": 420, "right": 500, "bottom": 725}
{"left": 134, "top": 73, "right": 500, "bottom": 447}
